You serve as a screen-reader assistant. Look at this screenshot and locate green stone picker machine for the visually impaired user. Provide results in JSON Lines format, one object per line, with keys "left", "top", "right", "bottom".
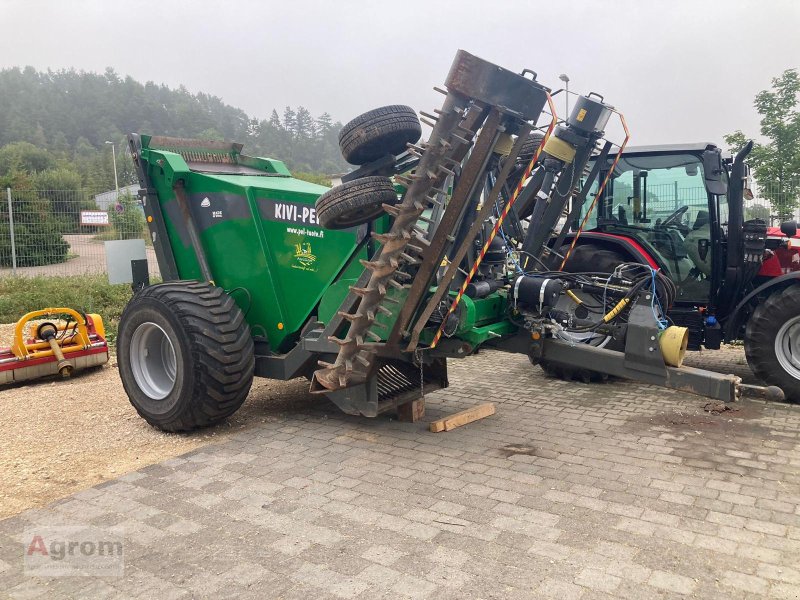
{"left": 120, "top": 50, "right": 779, "bottom": 432}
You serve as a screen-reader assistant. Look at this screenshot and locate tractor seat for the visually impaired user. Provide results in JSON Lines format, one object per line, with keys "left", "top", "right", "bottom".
{"left": 693, "top": 210, "right": 709, "bottom": 230}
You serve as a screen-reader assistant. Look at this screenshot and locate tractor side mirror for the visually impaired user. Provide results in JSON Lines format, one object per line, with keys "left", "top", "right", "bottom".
{"left": 697, "top": 239, "right": 710, "bottom": 261}
{"left": 702, "top": 149, "right": 728, "bottom": 195}
{"left": 780, "top": 220, "right": 797, "bottom": 238}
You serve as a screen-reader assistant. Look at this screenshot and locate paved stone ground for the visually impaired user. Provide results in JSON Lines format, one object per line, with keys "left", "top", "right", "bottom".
{"left": 1, "top": 348, "right": 799, "bottom": 599}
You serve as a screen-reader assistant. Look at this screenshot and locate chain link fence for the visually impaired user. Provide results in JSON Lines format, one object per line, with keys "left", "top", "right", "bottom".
{"left": 1, "top": 187, "right": 159, "bottom": 278}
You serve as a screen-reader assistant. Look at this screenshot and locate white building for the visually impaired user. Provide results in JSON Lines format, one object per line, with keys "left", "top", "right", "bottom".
{"left": 94, "top": 184, "right": 141, "bottom": 211}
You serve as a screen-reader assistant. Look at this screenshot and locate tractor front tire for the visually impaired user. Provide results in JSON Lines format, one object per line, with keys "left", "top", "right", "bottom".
{"left": 533, "top": 242, "right": 624, "bottom": 382}
{"left": 316, "top": 176, "right": 398, "bottom": 229}
{"left": 339, "top": 105, "right": 422, "bottom": 165}
{"left": 117, "top": 281, "right": 254, "bottom": 432}
{"left": 744, "top": 285, "right": 800, "bottom": 402}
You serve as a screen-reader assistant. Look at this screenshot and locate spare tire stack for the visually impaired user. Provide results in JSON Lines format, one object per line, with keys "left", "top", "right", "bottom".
{"left": 315, "top": 105, "right": 421, "bottom": 230}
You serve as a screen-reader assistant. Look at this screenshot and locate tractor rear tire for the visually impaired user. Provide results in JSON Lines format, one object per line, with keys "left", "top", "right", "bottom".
{"left": 316, "top": 176, "right": 398, "bottom": 229}
{"left": 339, "top": 105, "right": 422, "bottom": 165}
{"left": 117, "top": 281, "right": 254, "bottom": 432}
{"left": 744, "top": 285, "right": 800, "bottom": 402}
{"left": 560, "top": 243, "right": 628, "bottom": 273}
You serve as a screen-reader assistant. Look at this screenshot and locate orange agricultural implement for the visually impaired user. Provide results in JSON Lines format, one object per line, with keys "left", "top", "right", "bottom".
{"left": 0, "top": 308, "right": 109, "bottom": 385}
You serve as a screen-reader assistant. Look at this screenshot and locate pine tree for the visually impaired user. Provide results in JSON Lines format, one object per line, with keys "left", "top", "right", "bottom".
{"left": 268, "top": 109, "right": 282, "bottom": 130}
{"left": 315, "top": 112, "right": 334, "bottom": 139}
{"left": 295, "top": 107, "right": 314, "bottom": 140}
{"left": 0, "top": 67, "right": 350, "bottom": 178}
{"left": 282, "top": 107, "right": 297, "bottom": 137}
{"left": 0, "top": 172, "right": 69, "bottom": 267}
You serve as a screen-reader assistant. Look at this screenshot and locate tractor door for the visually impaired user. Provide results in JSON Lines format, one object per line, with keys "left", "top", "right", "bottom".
{"left": 578, "top": 152, "right": 723, "bottom": 303}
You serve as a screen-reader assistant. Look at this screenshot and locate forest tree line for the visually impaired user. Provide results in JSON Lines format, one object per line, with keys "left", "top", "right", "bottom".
{"left": 0, "top": 66, "right": 352, "bottom": 267}
{"left": 0, "top": 66, "right": 350, "bottom": 195}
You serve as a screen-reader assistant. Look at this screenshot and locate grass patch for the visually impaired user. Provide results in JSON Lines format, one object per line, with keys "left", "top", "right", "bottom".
{"left": 91, "top": 231, "right": 117, "bottom": 242}
{"left": 0, "top": 275, "right": 134, "bottom": 345}
{"left": 91, "top": 230, "right": 152, "bottom": 246}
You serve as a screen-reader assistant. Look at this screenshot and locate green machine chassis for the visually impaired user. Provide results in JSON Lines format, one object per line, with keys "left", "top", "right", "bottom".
{"left": 128, "top": 134, "right": 445, "bottom": 417}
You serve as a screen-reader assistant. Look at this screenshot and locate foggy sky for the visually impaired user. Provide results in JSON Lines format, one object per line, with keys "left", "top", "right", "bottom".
{"left": 1, "top": 0, "right": 798, "bottom": 147}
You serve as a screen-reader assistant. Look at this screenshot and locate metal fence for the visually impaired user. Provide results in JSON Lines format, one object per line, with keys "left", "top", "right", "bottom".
{"left": 747, "top": 179, "right": 800, "bottom": 226}
{"left": 590, "top": 179, "right": 800, "bottom": 229}
{"left": 1, "top": 188, "right": 159, "bottom": 279}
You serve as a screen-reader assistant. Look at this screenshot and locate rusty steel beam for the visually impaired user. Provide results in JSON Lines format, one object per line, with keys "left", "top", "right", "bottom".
{"left": 386, "top": 108, "right": 504, "bottom": 349}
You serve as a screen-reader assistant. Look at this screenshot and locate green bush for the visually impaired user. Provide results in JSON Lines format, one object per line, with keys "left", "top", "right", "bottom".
{"left": 293, "top": 171, "right": 331, "bottom": 187}
{"left": 0, "top": 190, "right": 69, "bottom": 267}
{"left": 31, "top": 168, "right": 88, "bottom": 233}
{"left": 110, "top": 192, "right": 146, "bottom": 240}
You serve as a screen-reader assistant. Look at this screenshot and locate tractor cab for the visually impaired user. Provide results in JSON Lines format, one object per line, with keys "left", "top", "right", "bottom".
{"left": 576, "top": 144, "right": 734, "bottom": 304}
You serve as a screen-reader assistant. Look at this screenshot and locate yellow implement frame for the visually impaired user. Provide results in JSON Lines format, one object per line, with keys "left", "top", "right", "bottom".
{"left": 10, "top": 308, "right": 103, "bottom": 360}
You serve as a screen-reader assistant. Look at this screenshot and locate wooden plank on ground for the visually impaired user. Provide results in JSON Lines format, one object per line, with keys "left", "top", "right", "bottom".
{"left": 429, "top": 403, "right": 495, "bottom": 433}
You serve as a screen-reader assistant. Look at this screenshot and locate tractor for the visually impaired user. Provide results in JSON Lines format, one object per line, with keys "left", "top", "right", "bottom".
{"left": 547, "top": 142, "right": 800, "bottom": 400}
{"left": 118, "top": 50, "right": 780, "bottom": 433}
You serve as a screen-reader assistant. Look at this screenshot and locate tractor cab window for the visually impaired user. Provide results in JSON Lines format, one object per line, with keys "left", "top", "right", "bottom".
{"left": 578, "top": 153, "right": 723, "bottom": 302}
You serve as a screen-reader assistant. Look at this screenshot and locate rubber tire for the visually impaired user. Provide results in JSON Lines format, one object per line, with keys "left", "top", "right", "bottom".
{"left": 536, "top": 243, "right": 626, "bottom": 381}
{"left": 117, "top": 281, "right": 254, "bottom": 432}
{"left": 517, "top": 132, "right": 545, "bottom": 162}
{"left": 507, "top": 132, "right": 546, "bottom": 193}
{"left": 533, "top": 355, "right": 610, "bottom": 383}
{"left": 560, "top": 243, "right": 628, "bottom": 273}
{"left": 744, "top": 285, "right": 800, "bottom": 402}
{"left": 316, "top": 176, "right": 398, "bottom": 229}
{"left": 339, "top": 105, "right": 421, "bottom": 165}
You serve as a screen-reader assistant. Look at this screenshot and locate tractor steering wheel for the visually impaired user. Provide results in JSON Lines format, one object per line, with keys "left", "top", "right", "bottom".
{"left": 660, "top": 205, "right": 689, "bottom": 228}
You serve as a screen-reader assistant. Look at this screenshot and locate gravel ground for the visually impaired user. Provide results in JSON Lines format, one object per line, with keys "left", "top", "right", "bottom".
{"left": 0, "top": 326, "right": 316, "bottom": 519}
{"left": 0, "top": 329, "right": 773, "bottom": 521}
